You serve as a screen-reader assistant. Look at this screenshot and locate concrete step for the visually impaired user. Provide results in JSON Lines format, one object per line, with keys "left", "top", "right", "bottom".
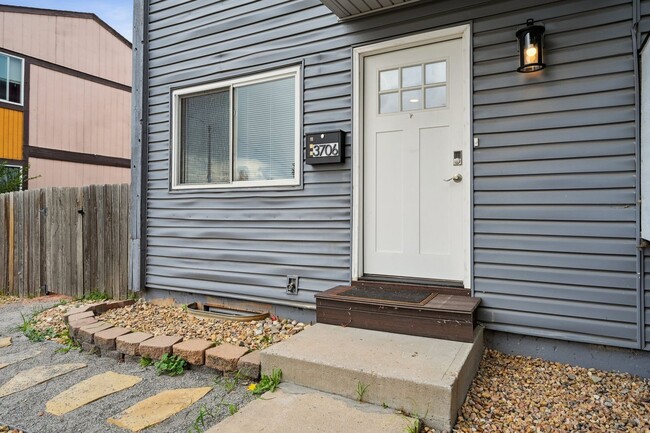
{"left": 261, "top": 324, "right": 484, "bottom": 431}
{"left": 205, "top": 383, "right": 416, "bottom": 433}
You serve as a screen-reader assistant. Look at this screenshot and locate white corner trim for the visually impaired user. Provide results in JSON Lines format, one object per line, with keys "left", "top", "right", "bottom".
{"left": 351, "top": 24, "right": 472, "bottom": 286}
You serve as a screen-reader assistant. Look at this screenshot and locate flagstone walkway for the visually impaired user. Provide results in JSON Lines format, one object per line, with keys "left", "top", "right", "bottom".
{"left": 0, "top": 299, "right": 253, "bottom": 433}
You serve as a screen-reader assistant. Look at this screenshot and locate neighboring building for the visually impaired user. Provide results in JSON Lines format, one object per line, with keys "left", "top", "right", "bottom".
{"left": 0, "top": 5, "right": 131, "bottom": 189}
{"left": 131, "top": 0, "right": 650, "bottom": 375}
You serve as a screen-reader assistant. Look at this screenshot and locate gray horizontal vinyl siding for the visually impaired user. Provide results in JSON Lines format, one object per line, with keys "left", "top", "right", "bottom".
{"left": 145, "top": 0, "right": 644, "bottom": 348}
{"left": 637, "top": 0, "right": 650, "bottom": 351}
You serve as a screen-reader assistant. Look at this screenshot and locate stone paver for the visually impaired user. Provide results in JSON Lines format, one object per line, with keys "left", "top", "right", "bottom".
{"left": 0, "top": 363, "right": 87, "bottom": 398}
{"left": 0, "top": 350, "right": 41, "bottom": 370}
{"left": 0, "top": 337, "right": 11, "bottom": 348}
{"left": 46, "top": 372, "right": 142, "bottom": 416}
{"left": 66, "top": 311, "right": 95, "bottom": 324}
{"left": 77, "top": 322, "right": 114, "bottom": 344}
{"left": 139, "top": 335, "right": 183, "bottom": 360}
{"left": 236, "top": 350, "right": 261, "bottom": 379}
{"left": 116, "top": 332, "right": 153, "bottom": 356}
{"left": 69, "top": 317, "right": 99, "bottom": 337}
{"left": 205, "top": 344, "right": 248, "bottom": 372}
{"left": 63, "top": 304, "right": 100, "bottom": 322}
{"left": 107, "top": 387, "right": 212, "bottom": 432}
{"left": 172, "top": 339, "right": 214, "bottom": 365}
{"left": 94, "top": 327, "right": 131, "bottom": 351}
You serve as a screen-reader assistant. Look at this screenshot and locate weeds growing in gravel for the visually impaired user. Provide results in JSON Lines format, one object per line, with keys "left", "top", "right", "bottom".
{"left": 215, "top": 370, "right": 248, "bottom": 393}
{"left": 250, "top": 368, "right": 282, "bottom": 395}
{"left": 188, "top": 405, "right": 215, "bottom": 433}
{"left": 154, "top": 353, "right": 187, "bottom": 376}
{"left": 140, "top": 357, "right": 154, "bottom": 367}
{"left": 356, "top": 381, "right": 370, "bottom": 402}
{"left": 19, "top": 313, "right": 57, "bottom": 342}
{"left": 55, "top": 329, "right": 81, "bottom": 354}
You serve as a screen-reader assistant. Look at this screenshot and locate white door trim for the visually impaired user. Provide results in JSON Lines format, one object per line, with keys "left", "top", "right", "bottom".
{"left": 351, "top": 24, "right": 472, "bottom": 287}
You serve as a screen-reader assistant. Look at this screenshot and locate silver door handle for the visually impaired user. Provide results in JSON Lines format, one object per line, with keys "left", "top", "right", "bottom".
{"left": 443, "top": 174, "right": 463, "bottom": 183}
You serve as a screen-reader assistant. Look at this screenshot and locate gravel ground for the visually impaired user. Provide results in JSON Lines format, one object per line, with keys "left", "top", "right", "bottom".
{"left": 32, "top": 299, "right": 308, "bottom": 350}
{"left": 450, "top": 349, "right": 650, "bottom": 433}
{"left": 0, "top": 298, "right": 254, "bottom": 433}
{"left": 15, "top": 297, "right": 650, "bottom": 433}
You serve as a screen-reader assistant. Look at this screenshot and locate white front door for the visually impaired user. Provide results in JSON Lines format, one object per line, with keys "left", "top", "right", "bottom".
{"left": 362, "top": 37, "right": 469, "bottom": 285}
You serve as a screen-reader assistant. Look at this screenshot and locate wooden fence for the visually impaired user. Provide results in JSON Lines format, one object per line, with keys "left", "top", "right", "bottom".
{"left": 0, "top": 184, "right": 130, "bottom": 299}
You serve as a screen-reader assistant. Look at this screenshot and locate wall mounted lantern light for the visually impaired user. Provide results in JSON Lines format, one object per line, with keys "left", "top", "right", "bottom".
{"left": 516, "top": 19, "right": 546, "bottom": 73}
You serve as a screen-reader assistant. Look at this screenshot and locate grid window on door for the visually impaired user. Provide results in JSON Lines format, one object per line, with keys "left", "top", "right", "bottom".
{"left": 378, "top": 61, "right": 447, "bottom": 114}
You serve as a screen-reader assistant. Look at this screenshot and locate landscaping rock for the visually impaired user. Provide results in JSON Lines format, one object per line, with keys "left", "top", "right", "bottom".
{"left": 138, "top": 335, "right": 183, "bottom": 360}
{"left": 77, "top": 322, "right": 113, "bottom": 344}
{"left": 116, "top": 332, "right": 153, "bottom": 356}
{"left": 172, "top": 339, "right": 214, "bottom": 365}
{"left": 237, "top": 350, "right": 261, "bottom": 379}
{"left": 94, "top": 327, "right": 131, "bottom": 351}
{"left": 205, "top": 344, "right": 248, "bottom": 372}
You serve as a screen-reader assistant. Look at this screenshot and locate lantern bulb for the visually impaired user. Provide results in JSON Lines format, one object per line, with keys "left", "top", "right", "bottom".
{"left": 526, "top": 46, "right": 537, "bottom": 57}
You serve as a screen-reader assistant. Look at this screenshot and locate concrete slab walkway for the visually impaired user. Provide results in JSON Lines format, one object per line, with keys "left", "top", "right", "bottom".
{"left": 206, "top": 384, "right": 416, "bottom": 433}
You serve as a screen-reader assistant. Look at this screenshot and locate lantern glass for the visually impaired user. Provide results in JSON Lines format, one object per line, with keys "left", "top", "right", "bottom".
{"left": 516, "top": 20, "right": 545, "bottom": 73}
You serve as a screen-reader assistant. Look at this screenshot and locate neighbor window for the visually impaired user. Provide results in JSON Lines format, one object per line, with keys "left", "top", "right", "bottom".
{"left": 0, "top": 53, "right": 24, "bottom": 105}
{"left": 172, "top": 66, "right": 301, "bottom": 189}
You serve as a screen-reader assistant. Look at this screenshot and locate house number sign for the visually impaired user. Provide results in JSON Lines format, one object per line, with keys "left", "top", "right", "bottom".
{"left": 306, "top": 131, "right": 345, "bottom": 164}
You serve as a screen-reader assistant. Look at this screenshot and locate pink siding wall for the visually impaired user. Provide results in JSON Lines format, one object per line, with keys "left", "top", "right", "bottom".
{"left": 28, "top": 158, "right": 130, "bottom": 189}
{"left": 0, "top": 12, "right": 131, "bottom": 86}
{"left": 29, "top": 65, "right": 131, "bottom": 159}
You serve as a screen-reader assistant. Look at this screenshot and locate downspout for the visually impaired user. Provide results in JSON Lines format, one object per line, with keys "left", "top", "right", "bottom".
{"left": 632, "top": 0, "right": 646, "bottom": 350}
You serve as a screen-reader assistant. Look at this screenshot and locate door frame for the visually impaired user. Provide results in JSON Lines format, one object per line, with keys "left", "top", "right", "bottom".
{"left": 351, "top": 24, "right": 472, "bottom": 288}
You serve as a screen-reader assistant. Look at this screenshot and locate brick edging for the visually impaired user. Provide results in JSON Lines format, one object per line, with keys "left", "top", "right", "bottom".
{"left": 65, "top": 301, "right": 261, "bottom": 379}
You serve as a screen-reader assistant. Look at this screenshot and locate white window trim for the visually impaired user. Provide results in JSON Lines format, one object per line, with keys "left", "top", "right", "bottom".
{"left": 171, "top": 66, "right": 302, "bottom": 190}
{"left": 0, "top": 51, "right": 25, "bottom": 106}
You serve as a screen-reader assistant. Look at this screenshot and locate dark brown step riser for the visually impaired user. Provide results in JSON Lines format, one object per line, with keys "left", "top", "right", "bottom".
{"left": 316, "top": 302, "right": 476, "bottom": 343}
{"left": 316, "top": 298, "right": 475, "bottom": 322}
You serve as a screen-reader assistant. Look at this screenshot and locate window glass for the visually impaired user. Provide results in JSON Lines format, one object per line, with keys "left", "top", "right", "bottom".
{"left": 379, "top": 60, "right": 447, "bottom": 113}
{"left": 234, "top": 76, "right": 295, "bottom": 181}
{"left": 380, "top": 92, "right": 399, "bottom": 114}
{"left": 401, "top": 65, "right": 422, "bottom": 88}
{"left": 174, "top": 68, "right": 300, "bottom": 189}
{"left": 379, "top": 69, "right": 398, "bottom": 91}
{"left": 8, "top": 57, "right": 22, "bottom": 103}
{"left": 0, "top": 56, "right": 6, "bottom": 101}
{"left": 425, "top": 61, "right": 446, "bottom": 84}
{"left": 425, "top": 86, "right": 446, "bottom": 108}
{"left": 179, "top": 90, "right": 230, "bottom": 185}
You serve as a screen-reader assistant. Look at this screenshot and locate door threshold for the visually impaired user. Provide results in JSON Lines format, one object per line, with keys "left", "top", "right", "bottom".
{"left": 359, "top": 274, "right": 464, "bottom": 288}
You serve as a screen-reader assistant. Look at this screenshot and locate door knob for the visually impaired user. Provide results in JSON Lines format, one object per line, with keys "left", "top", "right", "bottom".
{"left": 443, "top": 174, "right": 463, "bottom": 183}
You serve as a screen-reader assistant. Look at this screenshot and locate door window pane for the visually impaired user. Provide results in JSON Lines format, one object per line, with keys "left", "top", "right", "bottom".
{"left": 180, "top": 89, "right": 231, "bottom": 184}
{"left": 234, "top": 76, "right": 295, "bottom": 181}
{"left": 401, "top": 65, "right": 422, "bottom": 88}
{"left": 379, "top": 69, "right": 398, "bottom": 91}
{"left": 402, "top": 89, "right": 423, "bottom": 111}
{"left": 425, "top": 61, "right": 446, "bottom": 84}
{"left": 380, "top": 92, "right": 399, "bottom": 114}
{"left": 425, "top": 86, "right": 446, "bottom": 108}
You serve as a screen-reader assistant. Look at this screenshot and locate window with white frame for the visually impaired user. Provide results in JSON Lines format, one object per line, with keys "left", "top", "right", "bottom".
{"left": 172, "top": 66, "right": 301, "bottom": 189}
{"left": 0, "top": 52, "right": 24, "bottom": 105}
